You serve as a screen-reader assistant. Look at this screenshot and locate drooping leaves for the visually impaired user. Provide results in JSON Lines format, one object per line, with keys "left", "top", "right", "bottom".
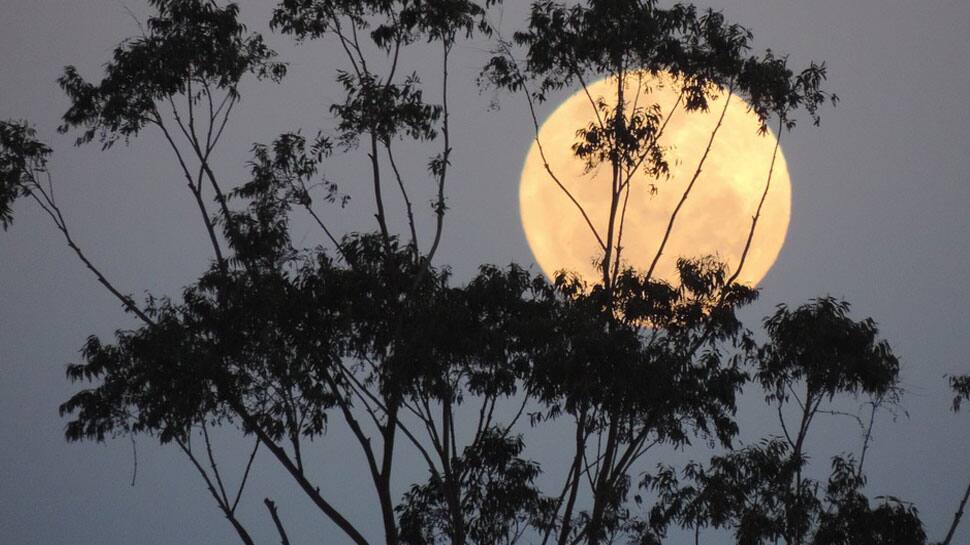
{"left": 0, "top": 120, "right": 52, "bottom": 230}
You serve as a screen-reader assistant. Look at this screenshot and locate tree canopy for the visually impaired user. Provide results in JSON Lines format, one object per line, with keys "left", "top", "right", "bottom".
{"left": 1, "top": 1, "right": 966, "bottom": 544}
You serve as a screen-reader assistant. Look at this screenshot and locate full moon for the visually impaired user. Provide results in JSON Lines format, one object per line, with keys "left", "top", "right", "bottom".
{"left": 519, "top": 72, "right": 791, "bottom": 288}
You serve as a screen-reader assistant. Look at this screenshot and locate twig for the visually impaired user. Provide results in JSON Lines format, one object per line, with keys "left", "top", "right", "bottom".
{"left": 264, "top": 498, "right": 292, "bottom": 545}
{"left": 129, "top": 435, "right": 138, "bottom": 487}
{"left": 725, "top": 116, "right": 783, "bottom": 287}
{"left": 231, "top": 440, "right": 260, "bottom": 514}
{"left": 500, "top": 43, "right": 606, "bottom": 251}
{"left": 943, "top": 478, "right": 970, "bottom": 545}
{"left": 25, "top": 176, "right": 155, "bottom": 326}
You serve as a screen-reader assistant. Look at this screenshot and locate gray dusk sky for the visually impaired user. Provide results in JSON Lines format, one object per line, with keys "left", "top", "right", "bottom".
{"left": 2, "top": 1, "right": 970, "bottom": 544}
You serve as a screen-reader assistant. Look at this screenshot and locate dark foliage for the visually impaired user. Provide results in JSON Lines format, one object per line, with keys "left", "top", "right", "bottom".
{"left": 813, "top": 457, "right": 926, "bottom": 545}
{"left": 0, "top": 121, "right": 51, "bottom": 229}
{"left": 1, "top": 1, "right": 953, "bottom": 545}
{"left": 57, "top": 0, "right": 284, "bottom": 148}
{"left": 950, "top": 375, "right": 970, "bottom": 413}
{"left": 758, "top": 298, "right": 901, "bottom": 405}
{"left": 482, "top": 0, "right": 836, "bottom": 126}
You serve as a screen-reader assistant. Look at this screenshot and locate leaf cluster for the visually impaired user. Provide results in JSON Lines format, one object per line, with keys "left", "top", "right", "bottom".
{"left": 57, "top": 0, "right": 284, "bottom": 148}
{"left": 272, "top": 0, "right": 501, "bottom": 46}
{"left": 332, "top": 71, "right": 441, "bottom": 148}
{"left": 0, "top": 121, "right": 52, "bottom": 229}
{"left": 398, "top": 429, "right": 555, "bottom": 545}
{"left": 758, "top": 297, "right": 900, "bottom": 405}
{"left": 646, "top": 447, "right": 926, "bottom": 545}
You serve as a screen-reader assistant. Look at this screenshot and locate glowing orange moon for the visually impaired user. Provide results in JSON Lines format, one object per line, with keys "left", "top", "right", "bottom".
{"left": 519, "top": 72, "right": 791, "bottom": 287}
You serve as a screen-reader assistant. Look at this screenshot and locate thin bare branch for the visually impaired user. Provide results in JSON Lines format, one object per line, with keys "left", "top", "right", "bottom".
{"left": 501, "top": 394, "right": 530, "bottom": 438}
{"left": 424, "top": 41, "right": 453, "bottom": 266}
{"left": 129, "top": 435, "right": 138, "bottom": 487}
{"left": 175, "top": 438, "right": 257, "bottom": 545}
{"left": 726, "top": 116, "right": 783, "bottom": 287}
{"left": 778, "top": 401, "right": 796, "bottom": 449}
{"left": 645, "top": 86, "right": 734, "bottom": 283}
{"left": 611, "top": 181, "right": 632, "bottom": 281}
{"left": 297, "top": 193, "right": 350, "bottom": 263}
{"left": 25, "top": 178, "right": 155, "bottom": 326}
{"left": 202, "top": 422, "right": 231, "bottom": 507}
{"left": 526, "top": 84, "right": 606, "bottom": 251}
{"left": 574, "top": 67, "right": 605, "bottom": 131}
{"left": 386, "top": 143, "right": 419, "bottom": 253}
{"left": 942, "top": 478, "right": 970, "bottom": 545}
{"left": 555, "top": 412, "right": 589, "bottom": 545}
{"left": 228, "top": 400, "right": 372, "bottom": 545}
{"left": 857, "top": 401, "right": 879, "bottom": 477}
{"left": 496, "top": 42, "right": 606, "bottom": 252}
{"left": 231, "top": 439, "right": 260, "bottom": 514}
{"left": 151, "top": 113, "right": 226, "bottom": 269}
{"left": 328, "top": 15, "right": 363, "bottom": 77}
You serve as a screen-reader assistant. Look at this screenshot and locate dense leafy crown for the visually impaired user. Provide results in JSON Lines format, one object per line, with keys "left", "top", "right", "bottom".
{"left": 0, "top": 1, "right": 946, "bottom": 545}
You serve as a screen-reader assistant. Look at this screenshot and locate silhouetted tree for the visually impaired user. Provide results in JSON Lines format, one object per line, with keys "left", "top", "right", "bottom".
{"left": 1, "top": 1, "right": 965, "bottom": 544}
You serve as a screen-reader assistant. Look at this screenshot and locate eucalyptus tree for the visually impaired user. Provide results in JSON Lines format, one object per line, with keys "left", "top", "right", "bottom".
{"left": 643, "top": 298, "right": 926, "bottom": 545}
{"left": 7, "top": 1, "right": 549, "bottom": 544}
{"left": 0, "top": 1, "right": 965, "bottom": 545}
{"left": 481, "top": 2, "right": 833, "bottom": 543}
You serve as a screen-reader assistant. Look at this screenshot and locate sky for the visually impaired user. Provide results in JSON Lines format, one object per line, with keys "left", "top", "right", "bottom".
{"left": 2, "top": 0, "right": 970, "bottom": 543}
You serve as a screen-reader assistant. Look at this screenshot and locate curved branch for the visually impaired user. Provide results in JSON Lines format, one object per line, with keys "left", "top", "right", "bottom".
{"left": 386, "top": 142, "right": 419, "bottom": 254}
{"left": 151, "top": 113, "right": 226, "bottom": 271}
{"left": 645, "top": 86, "right": 734, "bottom": 283}
{"left": 726, "top": 116, "right": 783, "bottom": 287}
{"left": 424, "top": 41, "right": 453, "bottom": 266}
{"left": 524, "top": 82, "right": 606, "bottom": 252}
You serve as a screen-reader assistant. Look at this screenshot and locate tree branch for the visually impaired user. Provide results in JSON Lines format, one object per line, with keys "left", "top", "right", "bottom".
{"left": 645, "top": 86, "right": 734, "bottom": 283}
{"left": 231, "top": 439, "right": 260, "bottom": 514}
{"left": 726, "top": 116, "right": 783, "bottom": 287}
{"left": 175, "top": 438, "right": 257, "bottom": 545}
{"left": 264, "top": 498, "right": 292, "bottom": 545}
{"left": 942, "top": 477, "right": 970, "bottom": 545}
{"left": 228, "top": 400, "right": 372, "bottom": 545}
{"left": 24, "top": 174, "right": 154, "bottom": 326}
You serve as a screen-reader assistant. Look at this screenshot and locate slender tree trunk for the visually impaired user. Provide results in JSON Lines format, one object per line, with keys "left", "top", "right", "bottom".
{"left": 586, "top": 417, "right": 619, "bottom": 545}
{"left": 557, "top": 411, "right": 588, "bottom": 545}
{"left": 379, "top": 403, "right": 400, "bottom": 545}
